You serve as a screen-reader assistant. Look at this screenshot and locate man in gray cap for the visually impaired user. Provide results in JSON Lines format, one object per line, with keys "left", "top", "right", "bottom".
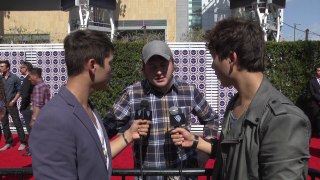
{"left": 105, "top": 40, "right": 218, "bottom": 179}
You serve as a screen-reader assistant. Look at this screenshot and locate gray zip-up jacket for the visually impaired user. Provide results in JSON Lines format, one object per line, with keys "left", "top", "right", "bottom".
{"left": 212, "top": 76, "right": 311, "bottom": 180}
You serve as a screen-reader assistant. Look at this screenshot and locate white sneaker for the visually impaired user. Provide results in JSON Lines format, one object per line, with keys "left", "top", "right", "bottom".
{"left": 0, "top": 144, "right": 12, "bottom": 151}
{"left": 18, "top": 144, "right": 26, "bottom": 151}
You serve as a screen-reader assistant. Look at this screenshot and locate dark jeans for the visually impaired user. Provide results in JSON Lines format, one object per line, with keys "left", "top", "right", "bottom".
{"left": 307, "top": 100, "right": 320, "bottom": 137}
{"left": 2, "top": 105, "right": 26, "bottom": 145}
{"left": 21, "top": 106, "right": 32, "bottom": 134}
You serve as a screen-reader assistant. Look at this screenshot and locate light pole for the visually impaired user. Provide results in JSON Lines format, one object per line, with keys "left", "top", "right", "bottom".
{"left": 294, "top": 23, "right": 301, "bottom": 41}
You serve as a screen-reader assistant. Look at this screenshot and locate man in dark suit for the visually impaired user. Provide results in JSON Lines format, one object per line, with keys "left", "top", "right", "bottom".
{"left": 19, "top": 61, "right": 33, "bottom": 156}
{"left": 309, "top": 64, "right": 320, "bottom": 137}
{"left": 19, "top": 61, "right": 33, "bottom": 134}
{"left": 29, "top": 29, "right": 150, "bottom": 179}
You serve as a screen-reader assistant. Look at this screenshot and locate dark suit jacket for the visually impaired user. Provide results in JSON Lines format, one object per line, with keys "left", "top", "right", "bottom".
{"left": 20, "top": 75, "right": 33, "bottom": 111}
{"left": 30, "top": 86, "right": 112, "bottom": 180}
{"left": 309, "top": 77, "right": 320, "bottom": 104}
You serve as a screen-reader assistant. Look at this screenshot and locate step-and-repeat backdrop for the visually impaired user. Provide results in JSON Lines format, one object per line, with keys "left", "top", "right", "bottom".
{"left": 0, "top": 43, "right": 237, "bottom": 132}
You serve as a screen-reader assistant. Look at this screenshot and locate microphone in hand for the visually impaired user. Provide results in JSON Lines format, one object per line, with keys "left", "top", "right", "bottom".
{"left": 135, "top": 100, "right": 152, "bottom": 121}
{"left": 169, "top": 106, "right": 186, "bottom": 128}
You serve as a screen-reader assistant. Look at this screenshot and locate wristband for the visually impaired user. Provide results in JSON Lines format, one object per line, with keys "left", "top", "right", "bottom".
{"left": 121, "top": 133, "right": 129, "bottom": 145}
{"left": 191, "top": 135, "right": 199, "bottom": 149}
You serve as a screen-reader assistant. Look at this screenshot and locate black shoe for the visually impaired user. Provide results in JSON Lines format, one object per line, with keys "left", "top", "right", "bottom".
{"left": 22, "top": 152, "right": 31, "bottom": 156}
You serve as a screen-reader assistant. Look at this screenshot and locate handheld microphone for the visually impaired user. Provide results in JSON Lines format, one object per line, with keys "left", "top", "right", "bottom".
{"left": 169, "top": 106, "right": 186, "bottom": 128}
{"left": 136, "top": 100, "right": 152, "bottom": 180}
{"left": 135, "top": 100, "right": 152, "bottom": 120}
{"left": 169, "top": 106, "right": 187, "bottom": 177}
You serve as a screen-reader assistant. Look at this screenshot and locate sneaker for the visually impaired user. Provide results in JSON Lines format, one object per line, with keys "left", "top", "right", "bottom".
{"left": 18, "top": 144, "right": 26, "bottom": 151}
{"left": 0, "top": 144, "right": 12, "bottom": 151}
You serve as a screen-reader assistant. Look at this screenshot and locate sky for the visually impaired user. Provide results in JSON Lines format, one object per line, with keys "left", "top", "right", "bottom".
{"left": 281, "top": 0, "right": 320, "bottom": 41}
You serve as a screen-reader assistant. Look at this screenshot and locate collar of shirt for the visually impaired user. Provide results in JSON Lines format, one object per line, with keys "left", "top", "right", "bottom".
{"left": 142, "top": 77, "right": 180, "bottom": 96}
{"left": 2, "top": 72, "right": 11, "bottom": 80}
{"left": 35, "top": 79, "right": 44, "bottom": 85}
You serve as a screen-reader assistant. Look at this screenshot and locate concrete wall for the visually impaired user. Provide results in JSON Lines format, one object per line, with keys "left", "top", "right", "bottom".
{"left": 2, "top": 11, "right": 69, "bottom": 43}
{"left": 1, "top": 0, "right": 179, "bottom": 42}
{"left": 115, "top": 0, "right": 177, "bottom": 41}
{"left": 0, "top": 12, "right": 4, "bottom": 36}
{"left": 175, "top": 1, "right": 188, "bottom": 41}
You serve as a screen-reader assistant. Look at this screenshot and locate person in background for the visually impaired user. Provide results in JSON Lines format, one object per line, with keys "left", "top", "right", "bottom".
{"left": 170, "top": 17, "right": 311, "bottom": 180}
{"left": 0, "top": 100, "right": 5, "bottom": 122}
{"left": 28, "top": 67, "right": 51, "bottom": 129}
{"left": 30, "top": 29, "right": 150, "bottom": 179}
{"left": 104, "top": 40, "right": 218, "bottom": 180}
{"left": 0, "top": 78, "right": 7, "bottom": 140}
{"left": 22, "top": 67, "right": 49, "bottom": 156}
{"left": 308, "top": 64, "right": 320, "bottom": 137}
{"left": 0, "top": 60, "right": 27, "bottom": 151}
{"left": 19, "top": 61, "right": 34, "bottom": 155}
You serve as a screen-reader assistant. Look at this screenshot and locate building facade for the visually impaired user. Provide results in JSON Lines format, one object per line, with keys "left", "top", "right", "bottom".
{"left": 0, "top": 0, "right": 207, "bottom": 43}
{"left": 0, "top": 11, "right": 68, "bottom": 43}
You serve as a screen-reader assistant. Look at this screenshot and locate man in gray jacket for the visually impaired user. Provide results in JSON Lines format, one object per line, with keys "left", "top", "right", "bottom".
{"left": 170, "top": 17, "right": 311, "bottom": 180}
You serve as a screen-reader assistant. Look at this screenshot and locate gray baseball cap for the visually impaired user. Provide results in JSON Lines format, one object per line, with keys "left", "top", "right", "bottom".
{"left": 142, "top": 40, "right": 172, "bottom": 63}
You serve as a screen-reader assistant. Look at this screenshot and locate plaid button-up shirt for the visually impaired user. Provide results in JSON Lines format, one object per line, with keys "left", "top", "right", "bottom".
{"left": 105, "top": 77, "right": 218, "bottom": 179}
{"left": 31, "top": 80, "right": 50, "bottom": 109}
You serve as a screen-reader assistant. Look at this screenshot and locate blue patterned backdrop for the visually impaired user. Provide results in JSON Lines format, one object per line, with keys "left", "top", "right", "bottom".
{"left": 0, "top": 50, "right": 67, "bottom": 98}
{"left": 0, "top": 51, "right": 26, "bottom": 80}
{"left": 0, "top": 43, "right": 236, "bottom": 131}
{"left": 173, "top": 49, "right": 207, "bottom": 95}
{"left": 172, "top": 49, "right": 207, "bottom": 124}
{"left": 218, "top": 83, "right": 237, "bottom": 124}
{"left": 36, "top": 51, "right": 67, "bottom": 96}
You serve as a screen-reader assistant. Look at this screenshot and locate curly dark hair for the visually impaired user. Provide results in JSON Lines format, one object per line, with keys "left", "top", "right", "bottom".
{"left": 205, "top": 17, "right": 265, "bottom": 72}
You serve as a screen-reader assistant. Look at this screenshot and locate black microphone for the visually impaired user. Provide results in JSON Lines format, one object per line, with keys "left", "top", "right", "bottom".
{"left": 169, "top": 106, "right": 186, "bottom": 128}
{"left": 169, "top": 106, "right": 187, "bottom": 177}
{"left": 136, "top": 100, "right": 152, "bottom": 179}
{"left": 135, "top": 100, "right": 152, "bottom": 120}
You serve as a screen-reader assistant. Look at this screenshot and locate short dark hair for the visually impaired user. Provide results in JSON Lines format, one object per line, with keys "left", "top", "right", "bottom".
{"left": 0, "top": 60, "right": 10, "bottom": 69}
{"left": 29, "top": 67, "right": 42, "bottom": 78}
{"left": 21, "top": 61, "right": 33, "bottom": 71}
{"left": 314, "top": 64, "right": 320, "bottom": 71}
{"left": 205, "top": 17, "right": 265, "bottom": 72}
{"left": 63, "top": 29, "right": 114, "bottom": 77}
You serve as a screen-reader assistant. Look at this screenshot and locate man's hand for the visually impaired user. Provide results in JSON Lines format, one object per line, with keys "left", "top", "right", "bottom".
{"left": 8, "top": 101, "right": 15, "bottom": 107}
{"left": 0, "top": 108, "right": 5, "bottom": 121}
{"left": 170, "top": 128, "right": 195, "bottom": 148}
{"left": 127, "top": 120, "right": 150, "bottom": 141}
{"left": 30, "top": 119, "right": 36, "bottom": 129}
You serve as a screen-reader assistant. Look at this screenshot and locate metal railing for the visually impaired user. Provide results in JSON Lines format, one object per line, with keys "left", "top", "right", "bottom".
{"left": 112, "top": 168, "right": 213, "bottom": 180}
{"left": 0, "top": 168, "right": 319, "bottom": 180}
{"left": 309, "top": 168, "right": 320, "bottom": 180}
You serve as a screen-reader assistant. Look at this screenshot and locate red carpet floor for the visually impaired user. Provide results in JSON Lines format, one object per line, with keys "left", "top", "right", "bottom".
{"left": 0, "top": 135, "right": 319, "bottom": 180}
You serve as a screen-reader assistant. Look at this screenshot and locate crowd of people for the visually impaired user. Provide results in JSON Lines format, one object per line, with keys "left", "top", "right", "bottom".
{"left": 0, "top": 60, "right": 51, "bottom": 155}
{"left": 0, "top": 17, "right": 316, "bottom": 179}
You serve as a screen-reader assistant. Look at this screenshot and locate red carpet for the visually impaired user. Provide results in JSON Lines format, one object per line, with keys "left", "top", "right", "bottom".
{"left": 0, "top": 135, "right": 319, "bottom": 180}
